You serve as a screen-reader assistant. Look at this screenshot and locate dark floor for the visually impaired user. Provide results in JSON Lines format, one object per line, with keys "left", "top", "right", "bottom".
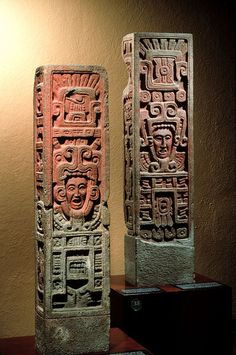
{"left": 232, "top": 319, "right": 236, "bottom": 354}
{"left": 233, "top": 329, "right": 236, "bottom": 355}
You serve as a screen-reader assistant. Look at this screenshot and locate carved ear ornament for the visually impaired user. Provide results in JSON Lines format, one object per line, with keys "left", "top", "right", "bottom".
{"left": 147, "top": 136, "right": 153, "bottom": 146}
{"left": 54, "top": 186, "right": 66, "bottom": 202}
{"left": 52, "top": 102, "right": 62, "bottom": 117}
{"left": 90, "top": 186, "right": 100, "bottom": 201}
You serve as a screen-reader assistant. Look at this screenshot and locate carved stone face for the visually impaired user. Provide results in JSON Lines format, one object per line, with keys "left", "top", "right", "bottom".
{"left": 64, "top": 92, "right": 89, "bottom": 121}
{"left": 54, "top": 168, "right": 100, "bottom": 221}
{"left": 152, "top": 128, "right": 173, "bottom": 159}
{"left": 65, "top": 176, "right": 88, "bottom": 211}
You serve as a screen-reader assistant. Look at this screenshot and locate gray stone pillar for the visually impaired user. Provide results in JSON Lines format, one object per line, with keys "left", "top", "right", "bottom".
{"left": 122, "top": 33, "right": 194, "bottom": 286}
{"left": 34, "top": 65, "right": 110, "bottom": 354}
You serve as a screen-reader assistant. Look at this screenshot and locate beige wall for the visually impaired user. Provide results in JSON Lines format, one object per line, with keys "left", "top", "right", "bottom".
{"left": 0, "top": 0, "right": 235, "bottom": 337}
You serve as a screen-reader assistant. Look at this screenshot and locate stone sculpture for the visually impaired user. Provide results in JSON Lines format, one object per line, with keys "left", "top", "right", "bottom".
{"left": 34, "top": 65, "right": 110, "bottom": 354}
{"left": 122, "top": 33, "right": 194, "bottom": 286}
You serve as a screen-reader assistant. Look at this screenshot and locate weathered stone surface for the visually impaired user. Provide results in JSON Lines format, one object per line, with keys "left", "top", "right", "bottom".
{"left": 34, "top": 65, "right": 110, "bottom": 354}
{"left": 36, "top": 313, "right": 110, "bottom": 354}
{"left": 122, "top": 33, "right": 194, "bottom": 286}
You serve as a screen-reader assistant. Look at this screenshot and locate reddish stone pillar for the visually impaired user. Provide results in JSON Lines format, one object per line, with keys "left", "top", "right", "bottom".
{"left": 34, "top": 66, "right": 110, "bottom": 354}
{"left": 122, "top": 33, "right": 194, "bottom": 286}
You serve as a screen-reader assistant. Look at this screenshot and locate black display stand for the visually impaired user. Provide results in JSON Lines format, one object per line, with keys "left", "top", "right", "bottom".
{"left": 111, "top": 274, "right": 232, "bottom": 355}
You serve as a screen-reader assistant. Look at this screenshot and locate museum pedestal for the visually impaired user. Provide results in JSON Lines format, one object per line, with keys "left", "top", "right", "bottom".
{"left": 111, "top": 274, "right": 232, "bottom": 355}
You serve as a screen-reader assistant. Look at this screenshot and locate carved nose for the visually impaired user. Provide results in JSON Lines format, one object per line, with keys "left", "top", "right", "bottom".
{"left": 74, "top": 188, "right": 80, "bottom": 196}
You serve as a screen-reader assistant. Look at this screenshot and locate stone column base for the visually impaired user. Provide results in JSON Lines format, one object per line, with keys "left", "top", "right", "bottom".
{"left": 36, "top": 312, "right": 110, "bottom": 354}
{"left": 125, "top": 234, "right": 194, "bottom": 286}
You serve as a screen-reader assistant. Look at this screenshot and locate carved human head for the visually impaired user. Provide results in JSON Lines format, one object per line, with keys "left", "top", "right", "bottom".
{"left": 152, "top": 124, "right": 175, "bottom": 159}
{"left": 55, "top": 172, "right": 99, "bottom": 219}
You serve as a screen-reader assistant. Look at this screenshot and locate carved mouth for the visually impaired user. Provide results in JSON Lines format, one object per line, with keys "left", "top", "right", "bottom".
{"left": 158, "top": 148, "right": 168, "bottom": 158}
{"left": 71, "top": 197, "right": 83, "bottom": 209}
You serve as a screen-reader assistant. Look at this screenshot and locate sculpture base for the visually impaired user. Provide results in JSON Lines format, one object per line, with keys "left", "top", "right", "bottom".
{"left": 111, "top": 275, "right": 232, "bottom": 355}
{"left": 125, "top": 234, "right": 194, "bottom": 285}
{"left": 36, "top": 312, "right": 110, "bottom": 354}
{"left": 0, "top": 328, "right": 153, "bottom": 354}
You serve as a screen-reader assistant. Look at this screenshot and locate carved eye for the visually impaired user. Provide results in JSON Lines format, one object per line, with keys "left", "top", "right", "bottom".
{"left": 78, "top": 184, "right": 86, "bottom": 191}
{"left": 154, "top": 135, "right": 162, "bottom": 141}
{"left": 67, "top": 185, "right": 75, "bottom": 192}
{"left": 165, "top": 135, "right": 171, "bottom": 140}
{"left": 77, "top": 95, "right": 85, "bottom": 103}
